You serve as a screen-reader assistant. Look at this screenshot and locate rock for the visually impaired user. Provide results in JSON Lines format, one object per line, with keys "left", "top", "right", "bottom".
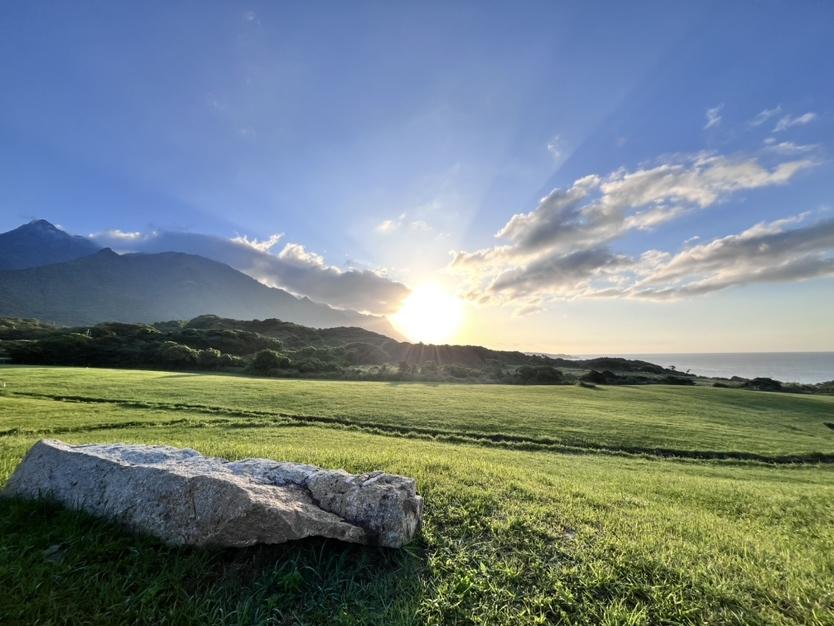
{"left": 2, "top": 439, "right": 422, "bottom": 548}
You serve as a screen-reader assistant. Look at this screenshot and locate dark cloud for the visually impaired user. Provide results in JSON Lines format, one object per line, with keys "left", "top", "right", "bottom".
{"left": 487, "top": 248, "right": 629, "bottom": 300}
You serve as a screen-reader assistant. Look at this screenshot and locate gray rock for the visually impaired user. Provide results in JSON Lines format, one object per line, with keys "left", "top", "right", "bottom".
{"left": 2, "top": 439, "right": 422, "bottom": 548}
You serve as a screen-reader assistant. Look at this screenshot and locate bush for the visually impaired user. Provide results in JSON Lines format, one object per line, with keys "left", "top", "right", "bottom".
{"left": 196, "top": 348, "right": 222, "bottom": 370}
{"left": 249, "top": 349, "right": 289, "bottom": 374}
{"left": 516, "top": 365, "right": 565, "bottom": 385}
{"left": 443, "top": 364, "right": 478, "bottom": 379}
{"left": 158, "top": 342, "right": 198, "bottom": 368}
{"left": 744, "top": 377, "right": 783, "bottom": 392}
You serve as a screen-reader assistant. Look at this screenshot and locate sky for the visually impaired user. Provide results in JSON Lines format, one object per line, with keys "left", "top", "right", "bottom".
{"left": 1, "top": 1, "right": 833, "bottom": 352}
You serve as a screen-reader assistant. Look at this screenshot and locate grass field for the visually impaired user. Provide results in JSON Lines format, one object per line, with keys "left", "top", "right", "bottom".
{"left": 1, "top": 366, "right": 833, "bottom": 624}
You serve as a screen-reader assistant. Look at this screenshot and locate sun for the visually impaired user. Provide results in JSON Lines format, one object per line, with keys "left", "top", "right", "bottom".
{"left": 392, "top": 284, "right": 464, "bottom": 344}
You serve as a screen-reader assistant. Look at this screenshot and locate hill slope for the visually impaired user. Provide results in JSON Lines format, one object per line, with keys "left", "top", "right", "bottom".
{"left": 0, "top": 220, "right": 101, "bottom": 270}
{"left": 183, "top": 315, "right": 676, "bottom": 373}
{"left": 0, "top": 249, "right": 398, "bottom": 335}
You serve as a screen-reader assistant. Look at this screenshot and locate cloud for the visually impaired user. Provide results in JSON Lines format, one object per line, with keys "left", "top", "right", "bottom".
{"left": 486, "top": 247, "right": 631, "bottom": 301}
{"left": 774, "top": 112, "right": 817, "bottom": 132}
{"left": 450, "top": 147, "right": 822, "bottom": 310}
{"left": 92, "top": 228, "right": 145, "bottom": 241}
{"left": 374, "top": 213, "right": 433, "bottom": 236}
{"left": 546, "top": 135, "right": 564, "bottom": 159}
{"left": 626, "top": 215, "right": 834, "bottom": 298}
{"left": 230, "top": 232, "right": 284, "bottom": 252}
{"left": 762, "top": 139, "right": 821, "bottom": 155}
{"left": 704, "top": 104, "right": 723, "bottom": 129}
{"left": 749, "top": 106, "right": 782, "bottom": 127}
{"left": 91, "top": 230, "right": 409, "bottom": 314}
{"left": 375, "top": 219, "right": 399, "bottom": 234}
{"left": 276, "top": 242, "right": 325, "bottom": 268}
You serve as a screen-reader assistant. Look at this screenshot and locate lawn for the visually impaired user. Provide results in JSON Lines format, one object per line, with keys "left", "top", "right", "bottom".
{"left": 1, "top": 366, "right": 833, "bottom": 624}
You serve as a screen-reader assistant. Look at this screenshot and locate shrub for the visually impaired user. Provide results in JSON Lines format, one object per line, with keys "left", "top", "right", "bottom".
{"left": 158, "top": 342, "right": 198, "bottom": 368}
{"left": 196, "top": 348, "right": 222, "bottom": 369}
{"left": 516, "top": 365, "right": 565, "bottom": 385}
{"left": 250, "top": 349, "right": 287, "bottom": 374}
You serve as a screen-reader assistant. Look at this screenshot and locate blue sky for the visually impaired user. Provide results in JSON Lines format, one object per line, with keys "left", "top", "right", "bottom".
{"left": 1, "top": 1, "right": 833, "bottom": 352}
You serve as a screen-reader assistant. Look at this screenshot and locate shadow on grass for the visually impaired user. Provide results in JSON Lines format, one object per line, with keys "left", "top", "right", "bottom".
{"left": 0, "top": 498, "right": 426, "bottom": 625}
{"left": 384, "top": 381, "right": 444, "bottom": 387}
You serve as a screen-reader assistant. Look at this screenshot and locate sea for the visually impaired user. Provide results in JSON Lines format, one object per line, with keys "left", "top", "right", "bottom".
{"left": 576, "top": 352, "right": 834, "bottom": 384}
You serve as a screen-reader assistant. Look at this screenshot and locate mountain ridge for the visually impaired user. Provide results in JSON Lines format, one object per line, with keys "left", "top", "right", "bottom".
{"left": 0, "top": 245, "right": 400, "bottom": 337}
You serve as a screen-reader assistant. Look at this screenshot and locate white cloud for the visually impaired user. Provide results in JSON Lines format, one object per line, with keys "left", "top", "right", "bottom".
{"left": 276, "top": 242, "right": 326, "bottom": 268}
{"left": 91, "top": 229, "right": 146, "bottom": 241}
{"left": 626, "top": 214, "right": 834, "bottom": 299}
{"left": 450, "top": 147, "right": 822, "bottom": 310}
{"left": 762, "top": 140, "right": 821, "bottom": 156}
{"left": 774, "top": 112, "right": 817, "bottom": 132}
{"left": 375, "top": 213, "right": 434, "bottom": 236}
{"left": 546, "top": 135, "right": 564, "bottom": 159}
{"left": 749, "top": 106, "right": 782, "bottom": 127}
{"left": 375, "top": 219, "right": 400, "bottom": 234}
{"left": 704, "top": 104, "right": 723, "bottom": 129}
{"left": 230, "top": 232, "right": 284, "bottom": 252}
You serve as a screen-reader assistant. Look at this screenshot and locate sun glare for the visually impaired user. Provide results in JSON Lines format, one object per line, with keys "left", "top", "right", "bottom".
{"left": 393, "top": 284, "right": 464, "bottom": 344}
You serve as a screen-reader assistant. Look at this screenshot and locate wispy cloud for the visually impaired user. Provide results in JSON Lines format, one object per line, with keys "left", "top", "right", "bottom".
{"left": 704, "top": 104, "right": 723, "bottom": 129}
{"left": 375, "top": 213, "right": 432, "bottom": 236}
{"left": 546, "top": 135, "right": 564, "bottom": 159}
{"left": 91, "top": 228, "right": 145, "bottom": 241}
{"left": 749, "top": 106, "right": 782, "bottom": 127}
{"left": 774, "top": 112, "right": 817, "bottom": 132}
{"left": 762, "top": 138, "right": 821, "bottom": 155}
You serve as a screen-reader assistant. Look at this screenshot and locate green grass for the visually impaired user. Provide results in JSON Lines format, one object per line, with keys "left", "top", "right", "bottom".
{"left": 2, "top": 366, "right": 834, "bottom": 459}
{"left": 1, "top": 366, "right": 833, "bottom": 624}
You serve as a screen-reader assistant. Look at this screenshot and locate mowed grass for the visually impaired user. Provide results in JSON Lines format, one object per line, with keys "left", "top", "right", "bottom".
{"left": 2, "top": 366, "right": 834, "bottom": 459}
{"left": 0, "top": 367, "right": 833, "bottom": 624}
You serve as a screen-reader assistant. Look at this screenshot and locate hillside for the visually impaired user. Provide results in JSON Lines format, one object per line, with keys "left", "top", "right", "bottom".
{"left": 0, "top": 220, "right": 101, "bottom": 270}
{"left": 0, "top": 250, "right": 398, "bottom": 336}
{"left": 182, "top": 315, "right": 679, "bottom": 374}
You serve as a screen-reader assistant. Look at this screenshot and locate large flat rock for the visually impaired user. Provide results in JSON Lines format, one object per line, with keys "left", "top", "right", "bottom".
{"left": 2, "top": 439, "right": 422, "bottom": 548}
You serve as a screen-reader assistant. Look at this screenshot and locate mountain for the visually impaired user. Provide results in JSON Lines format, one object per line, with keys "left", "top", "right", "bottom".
{"left": 0, "top": 220, "right": 102, "bottom": 270}
{"left": 0, "top": 248, "right": 400, "bottom": 337}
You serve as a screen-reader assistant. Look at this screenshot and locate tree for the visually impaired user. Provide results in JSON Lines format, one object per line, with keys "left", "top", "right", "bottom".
{"left": 517, "top": 365, "right": 565, "bottom": 384}
{"left": 250, "top": 349, "right": 286, "bottom": 373}
{"left": 197, "top": 348, "right": 222, "bottom": 370}
{"left": 158, "top": 342, "right": 198, "bottom": 368}
{"left": 398, "top": 360, "right": 414, "bottom": 377}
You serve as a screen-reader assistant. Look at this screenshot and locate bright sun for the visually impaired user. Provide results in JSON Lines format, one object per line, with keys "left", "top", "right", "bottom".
{"left": 393, "top": 284, "right": 464, "bottom": 344}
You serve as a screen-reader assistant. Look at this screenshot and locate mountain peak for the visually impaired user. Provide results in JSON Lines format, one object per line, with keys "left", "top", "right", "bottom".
{"left": 94, "top": 247, "right": 120, "bottom": 259}
{"left": 27, "top": 219, "right": 59, "bottom": 230}
{"left": 0, "top": 220, "right": 102, "bottom": 270}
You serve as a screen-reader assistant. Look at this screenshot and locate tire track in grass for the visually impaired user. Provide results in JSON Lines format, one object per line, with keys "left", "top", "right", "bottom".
{"left": 6, "top": 391, "right": 834, "bottom": 466}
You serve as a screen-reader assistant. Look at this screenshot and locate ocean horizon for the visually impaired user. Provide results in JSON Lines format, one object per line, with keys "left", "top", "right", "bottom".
{"left": 576, "top": 352, "right": 834, "bottom": 384}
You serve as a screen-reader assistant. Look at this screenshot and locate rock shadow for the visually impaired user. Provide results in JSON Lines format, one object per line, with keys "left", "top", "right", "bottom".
{"left": 0, "top": 497, "right": 426, "bottom": 624}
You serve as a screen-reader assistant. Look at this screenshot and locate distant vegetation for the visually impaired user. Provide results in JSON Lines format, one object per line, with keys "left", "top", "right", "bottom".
{"left": 0, "top": 315, "right": 703, "bottom": 386}
{"left": 1, "top": 315, "right": 831, "bottom": 393}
